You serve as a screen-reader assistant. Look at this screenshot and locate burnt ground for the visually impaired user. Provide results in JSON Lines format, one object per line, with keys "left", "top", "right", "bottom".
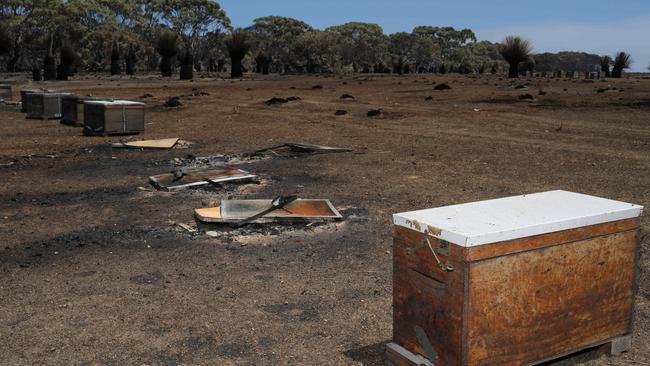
{"left": 0, "top": 72, "right": 649, "bottom": 365}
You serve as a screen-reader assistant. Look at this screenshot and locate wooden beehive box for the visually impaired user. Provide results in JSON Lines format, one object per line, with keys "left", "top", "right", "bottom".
{"left": 83, "top": 100, "right": 145, "bottom": 135}
{"left": 389, "top": 190, "right": 643, "bottom": 366}
{"left": 61, "top": 95, "right": 107, "bottom": 126}
{"left": 24, "top": 92, "right": 71, "bottom": 119}
{"left": 0, "top": 82, "right": 11, "bottom": 101}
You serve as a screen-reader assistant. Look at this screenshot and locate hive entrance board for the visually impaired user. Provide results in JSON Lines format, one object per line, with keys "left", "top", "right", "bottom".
{"left": 195, "top": 199, "right": 342, "bottom": 224}
{"left": 149, "top": 167, "right": 257, "bottom": 191}
{"left": 113, "top": 138, "right": 179, "bottom": 149}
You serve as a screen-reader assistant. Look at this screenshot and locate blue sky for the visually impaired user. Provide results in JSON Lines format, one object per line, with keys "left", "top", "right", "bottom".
{"left": 219, "top": 0, "right": 650, "bottom": 71}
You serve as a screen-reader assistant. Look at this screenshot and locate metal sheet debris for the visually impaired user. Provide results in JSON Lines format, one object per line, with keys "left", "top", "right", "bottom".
{"left": 149, "top": 166, "right": 257, "bottom": 191}
{"left": 194, "top": 199, "right": 343, "bottom": 224}
{"left": 112, "top": 138, "right": 179, "bottom": 149}
{"left": 251, "top": 142, "right": 352, "bottom": 156}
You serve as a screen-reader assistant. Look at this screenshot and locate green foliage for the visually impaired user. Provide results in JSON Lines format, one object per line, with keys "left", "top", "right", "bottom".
{"left": 612, "top": 52, "right": 631, "bottom": 78}
{"left": 413, "top": 26, "right": 476, "bottom": 61}
{"left": 325, "top": 22, "right": 387, "bottom": 71}
{"left": 295, "top": 30, "right": 341, "bottom": 73}
{"left": 247, "top": 16, "right": 312, "bottom": 72}
{"left": 499, "top": 36, "right": 532, "bottom": 78}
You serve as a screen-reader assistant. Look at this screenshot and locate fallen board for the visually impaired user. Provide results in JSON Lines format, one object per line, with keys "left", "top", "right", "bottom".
{"left": 149, "top": 167, "right": 257, "bottom": 191}
{"left": 251, "top": 142, "right": 352, "bottom": 156}
{"left": 195, "top": 199, "right": 343, "bottom": 223}
{"left": 113, "top": 138, "right": 179, "bottom": 149}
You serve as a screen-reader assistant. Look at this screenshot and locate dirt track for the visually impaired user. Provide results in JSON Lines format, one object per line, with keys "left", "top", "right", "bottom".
{"left": 0, "top": 73, "right": 649, "bottom": 365}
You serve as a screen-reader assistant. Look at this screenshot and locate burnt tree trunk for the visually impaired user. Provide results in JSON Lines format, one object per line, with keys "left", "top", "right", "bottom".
{"left": 230, "top": 56, "right": 243, "bottom": 78}
{"left": 508, "top": 61, "right": 519, "bottom": 78}
{"left": 160, "top": 56, "right": 172, "bottom": 77}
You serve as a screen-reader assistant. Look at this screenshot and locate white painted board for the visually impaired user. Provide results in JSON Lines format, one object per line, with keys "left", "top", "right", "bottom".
{"left": 393, "top": 190, "right": 643, "bottom": 247}
{"left": 85, "top": 100, "right": 144, "bottom": 106}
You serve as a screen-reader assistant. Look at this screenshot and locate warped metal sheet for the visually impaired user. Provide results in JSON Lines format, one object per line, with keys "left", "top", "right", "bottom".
{"left": 149, "top": 167, "right": 257, "bottom": 191}
{"left": 195, "top": 199, "right": 343, "bottom": 224}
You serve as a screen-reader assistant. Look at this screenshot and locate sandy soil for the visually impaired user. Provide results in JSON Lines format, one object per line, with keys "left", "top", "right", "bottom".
{"left": 0, "top": 72, "right": 648, "bottom": 366}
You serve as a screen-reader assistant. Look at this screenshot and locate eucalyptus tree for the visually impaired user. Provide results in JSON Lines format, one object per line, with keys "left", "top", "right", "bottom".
{"left": 247, "top": 16, "right": 312, "bottom": 72}
{"left": 158, "top": 0, "right": 230, "bottom": 70}
{"left": 325, "top": 22, "right": 387, "bottom": 72}
{"left": 388, "top": 32, "right": 417, "bottom": 74}
{"left": 295, "top": 30, "right": 341, "bottom": 73}
{"left": 413, "top": 26, "right": 476, "bottom": 61}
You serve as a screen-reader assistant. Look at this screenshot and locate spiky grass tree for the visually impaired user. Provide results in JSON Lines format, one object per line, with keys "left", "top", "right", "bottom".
{"left": 179, "top": 49, "right": 194, "bottom": 80}
{"left": 0, "top": 25, "right": 10, "bottom": 57}
{"left": 32, "top": 66, "right": 42, "bottom": 81}
{"left": 56, "top": 45, "right": 76, "bottom": 80}
{"left": 43, "top": 54, "right": 56, "bottom": 80}
{"left": 110, "top": 40, "right": 121, "bottom": 75}
{"left": 600, "top": 56, "right": 611, "bottom": 77}
{"left": 125, "top": 47, "right": 137, "bottom": 75}
{"left": 499, "top": 36, "right": 532, "bottom": 78}
{"left": 611, "top": 52, "right": 631, "bottom": 78}
{"left": 156, "top": 31, "right": 179, "bottom": 77}
{"left": 226, "top": 31, "right": 251, "bottom": 78}
{"left": 254, "top": 52, "right": 270, "bottom": 74}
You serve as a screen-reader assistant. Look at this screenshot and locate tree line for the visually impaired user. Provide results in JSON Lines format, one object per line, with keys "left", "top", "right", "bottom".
{"left": 0, "top": 1, "right": 637, "bottom": 79}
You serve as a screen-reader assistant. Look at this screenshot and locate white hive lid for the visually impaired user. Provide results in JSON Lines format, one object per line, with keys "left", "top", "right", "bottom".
{"left": 85, "top": 100, "right": 144, "bottom": 106}
{"left": 393, "top": 190, "right": 643, "bottom": 247}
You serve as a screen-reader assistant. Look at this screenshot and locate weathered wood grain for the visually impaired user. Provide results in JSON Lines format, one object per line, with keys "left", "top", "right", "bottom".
{"left": 466, "top": 230, "right": 637, "bottom": 365}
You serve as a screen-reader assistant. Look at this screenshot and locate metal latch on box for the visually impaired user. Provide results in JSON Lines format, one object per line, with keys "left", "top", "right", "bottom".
{"left": 422, "top": 228, "right": 455, "bottom": 272}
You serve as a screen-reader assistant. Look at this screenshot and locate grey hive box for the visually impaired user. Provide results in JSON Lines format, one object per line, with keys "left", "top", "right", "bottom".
{"left": 61, "top": 95, "right": 108, "bottom": 126}
{"left": 24, "top": 91, "right": 71, "bottom": 119}
{"left": 20, "top": 89, "right": 41, "bottom": 112}
{"left": 0, "top": 82, "right": 11, "bottom": 101}
{"left": 83, "top": 100, "right": 145, "bottom": 135}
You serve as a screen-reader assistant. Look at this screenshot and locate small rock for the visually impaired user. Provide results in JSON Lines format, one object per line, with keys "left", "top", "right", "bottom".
{"left": 367, "top": 109, "right": 382, "bottom": 117}
{"left": 265, "top": 97, "right": 288, "bottom": 105}
{"left": 334, "top": 110, "right": 348, "bottom": 116}
{"left": 433, "top": 83, "right": 451, "bottom": 91}
{"left": 139, "top": 93, "right": 154, "bottom": 98}
{"left": 424, "top": 96, "right": 433, "bottom": 100}
{"left": 311, "top": 85, "right": 323, "bottom": 89}
{"left": 340, "top": 94, "right": 355, "bottom": 100}
{"left": 518, "top": 93, "right": 535, "bottom": 100}
{"left": 206, "top": 231, "right": 220, "bottom": 237}
{"left": 164, "top": 96, "right": 182, "bottom": 107}
{"left": 538, "top": 90, "right": 547, "bottom": 96}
